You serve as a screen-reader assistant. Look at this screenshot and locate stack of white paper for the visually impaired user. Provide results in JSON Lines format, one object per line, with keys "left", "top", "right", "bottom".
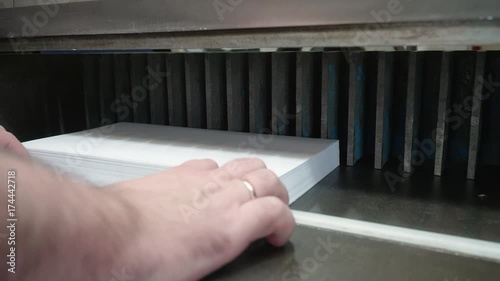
{"left": 23, "top": 123, "right": 339, "bottom": 204}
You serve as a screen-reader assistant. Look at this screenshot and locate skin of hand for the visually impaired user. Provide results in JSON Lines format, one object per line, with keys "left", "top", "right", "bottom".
{"left": 0, "top": 126, "right": 295, "bottom": 281}
{"left": 0, "top": 125, "right": 29, "bottom": 157}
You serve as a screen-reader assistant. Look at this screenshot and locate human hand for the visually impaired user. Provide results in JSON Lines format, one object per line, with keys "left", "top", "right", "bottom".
{"left": 107, "top": 158, "right": 295, "bottom": 281}
{"left": 0, "top": 125, "right": 29, "bottom": 157}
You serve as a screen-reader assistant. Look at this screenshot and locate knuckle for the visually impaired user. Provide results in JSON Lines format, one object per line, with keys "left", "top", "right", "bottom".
{"left": 225, "top": 161, "right": 242, "bottom": 176}
{"left": 261, "top": 169, "right": 280, "bottom": 186}
{"left": 262, "top": 197, "right": 287, "bottom": 218}
{"left": 250, "top": 157, "right": 266, "bottom": 168}
{"left": 204, "top": 159, "right": 218, "bottom": 167}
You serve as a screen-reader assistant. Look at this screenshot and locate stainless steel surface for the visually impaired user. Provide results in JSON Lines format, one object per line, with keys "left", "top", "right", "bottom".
{"left": 434, "top": 52, "right": 452, "bottom": 176}
{"left": 2, "top": 21, "right": 500, "bottom": 51}
{"left": 292, "top": 159, "right": 500, "bottom": 243}
{"left": 205, "top": 225, "right": 500, "bottom": 281}
{"left": 1, "top": 0, "right": 499, "bottom": 38}
{"left": 467, "top": 52, "right": 486, "bottom": 180}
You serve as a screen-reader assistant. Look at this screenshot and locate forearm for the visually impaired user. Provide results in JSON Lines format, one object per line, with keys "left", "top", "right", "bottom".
{"left": 0, "top": 150, "right": 139, "bottom": 281}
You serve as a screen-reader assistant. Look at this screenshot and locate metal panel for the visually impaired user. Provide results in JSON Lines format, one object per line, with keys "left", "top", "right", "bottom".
{"left": 1, "top": 0, "right": 499, "bottom": 39}
{"left": 166, "top": 53, "right": 187, "bottom": 127}
{"left": 206, "top": 225, "right": 500, "bottom": 281}
{"left": 226, "top": 53, "right": 248, "bottom": 132}
{"left": 434, "top": 52, "right": 453, "bottom": 176}
{"left": 374, "top": 52, "right": 394, "bottom": 170}
{"left": 98, "top": 55, "right": 116, "bottom": 124}
{"left": 129, "top": 54, "right": 150, "bottom": 124}
{"left": 346, "top": 52, "right": 366, "bottom": 166}
{"left": 478, "top": 51, "right": 500, "bottom": 166}
{"left": 403, "top": 52, "right": 423, "bottom": 173}
{"left": 185, "top": 53, "right": 206, "bottom": 129}
{"left": 205, "top": 53, "right": 227, "bottom": 130}
{"left": 296, "top": 52, "right": 319, "bottom": 138}
{"left": 321, "top": 52, "right": 341, "bottom": 140}
{"left": 147, "top": 54, "right": 168, "bottom": 125}
{"left": 3, "top": 22, "right": 500, "bottom": 52}
{"left": 113, "top": 54, "right": 133, "bottom": 122}
{"left": 467, "top": 52, "right": 486, "bottom": 180}
{"left": 248, "top": 53, "right": 271, "bottom": 134}
{"left": 82, "top": 55, "right": 100, "bottom": 129}
{"left": 271, "top": 52, "right": 294, "bottom": 136}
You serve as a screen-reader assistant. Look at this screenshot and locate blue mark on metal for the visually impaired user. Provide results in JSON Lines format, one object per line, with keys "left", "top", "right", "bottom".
{"left": 354, "top": 64, "right": 365, "bottom": 162}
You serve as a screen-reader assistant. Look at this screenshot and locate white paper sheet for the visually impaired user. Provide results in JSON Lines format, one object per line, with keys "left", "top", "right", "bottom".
{"left": 23, "top": 123, "right": 339, "bottom": 203}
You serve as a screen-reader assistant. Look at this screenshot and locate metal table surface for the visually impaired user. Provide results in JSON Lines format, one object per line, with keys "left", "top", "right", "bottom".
{"left": 292, "top": 158, "right": 500, "bottom": 243}
{"left": 204, "top": 160, "right": 500, "bottom": 280}
{"left": 205, "top": 225, "right": 500, "bottom": 281}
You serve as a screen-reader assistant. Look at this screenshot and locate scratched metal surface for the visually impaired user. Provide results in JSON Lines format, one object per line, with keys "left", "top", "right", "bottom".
{"left": 291, "top": 158, "right": 500, "bottom": 244}
{"left": 205, "top": 225, "right": 500, "bottom": 281}
{"left": 1, "top": 0, "right": 499, "bottom": 38}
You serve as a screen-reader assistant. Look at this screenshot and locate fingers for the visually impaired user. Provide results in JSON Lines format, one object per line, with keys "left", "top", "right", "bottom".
{"left": 220, "top": 158, "right": 266, "bottom": 178}
{"left": 188, "top": 158, "right": 267, "bottom": 191}
{"left": 181, "top": 159, "right": 219, "bottom": 170}
{"left": 0, "top": 126, "right": 29, "bottom": 157}
{"left": 242, "top": 169, "right": 288, "bottom": 204}
{"left": 213, "top": 168, "right": 289, "bottom": 207}
{"left": 233, "top": 196, "right": 295, "bottom": 247}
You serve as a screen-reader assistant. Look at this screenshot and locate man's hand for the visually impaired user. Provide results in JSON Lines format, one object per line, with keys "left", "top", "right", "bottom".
{"left": 0, "top": 125, "right": 29, "bottom": 157}
{"left": 109, "top": 158, "right": 295, "bottom": 281}
{"left": 0, "top": 127, "right": 295, "bottom": 281}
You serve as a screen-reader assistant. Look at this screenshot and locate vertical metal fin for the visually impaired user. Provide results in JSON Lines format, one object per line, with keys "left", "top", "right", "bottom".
{"left": 226, "top": 53, "right": 249, "bottom": 132}
{"left": 347, "top": 52, "right": 366, "bottom": 166}
{"left": 272, "top": 52, "right": 294, "bottom": 136}
{"left": 205, "top": 53, "right": 227, "bottom": 130}
{"left": 113, "top": 54, "right": 133, "bottom": 122}
{"left": 321, "top": 52, "right": 340, "bottom": 140}
{"left": 166, "top": 54, "right": 187, "bottom": 127}
{"left": 248, "top": 53, "right": 271, "bottom": 134}
{"left": 82, "top": 55, "right": 100, "bottom": 129}
{"left": 403, "top": 52, "right": 423, "bottom": 172}
{"left": 434, "top": 52, "right": 453, "bottom": 176}
{"left": 129, "top": 54, "right": 150, "bottom": 124}
{"left": 467, "top": 52, "right": 486, "bottom": 179}
{"left": 295, "top": 52, "right": 314, "bottom": 137}
{"left": 374, "top": 52, "right": 394, "bottom": 170}
{"left": 98, "top": 55, "right": 116, "bottom": 124}
{"left": 147, "top": 54, "right": 168, "bottom": 125}
{"left": 185, "top": 53, "right": 206, "bottom": 129}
